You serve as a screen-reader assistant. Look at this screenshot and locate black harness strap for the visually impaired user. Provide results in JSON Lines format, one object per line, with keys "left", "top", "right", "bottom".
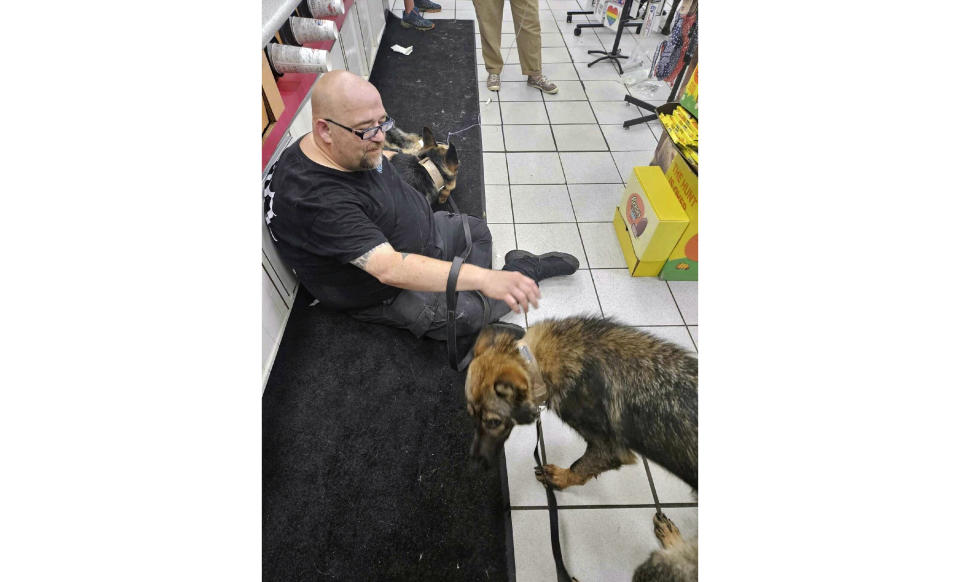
{"left": 533, "top": 415, "right": 578, "bottom": 582}
{"left": 445, "top": 255, "right": 468, "bottom": 370}
{"left": 444, "top": 195, "right": 490, "bottom": 371}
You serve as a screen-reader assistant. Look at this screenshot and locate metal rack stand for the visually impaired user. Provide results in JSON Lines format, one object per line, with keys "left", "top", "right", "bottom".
{"left": 566, "top": 0, "right": 647, "bottom": 74}
{"left": 622, "top": 33, "right": 694, "bottom": 129}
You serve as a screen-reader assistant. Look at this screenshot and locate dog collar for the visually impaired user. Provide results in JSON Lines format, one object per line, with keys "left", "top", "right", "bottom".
{"left": 516, "top": 339, "right": 548, "bottom": 407}
{"left": 418, "top": 157, "right": 446, "bottom": 193}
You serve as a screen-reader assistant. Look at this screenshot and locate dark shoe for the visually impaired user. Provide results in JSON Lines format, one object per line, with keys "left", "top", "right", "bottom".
{"left": 503, "top": 250, "right": 579, "bottom": 283}
{"left": 401, "top": 8, "right": 435, "bottom": 30}
{"left": 414, "top": 0, "right": 442, "bottom": 12}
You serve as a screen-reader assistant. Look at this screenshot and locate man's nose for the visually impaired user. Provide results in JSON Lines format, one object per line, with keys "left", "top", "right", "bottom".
{"left": 370, "top": 128, "right": 386, "bottom": 143}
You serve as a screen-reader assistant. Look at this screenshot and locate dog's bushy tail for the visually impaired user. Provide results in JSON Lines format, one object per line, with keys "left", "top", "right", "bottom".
{"left": 633, "top": 537, "right": 697, "bottom": 582}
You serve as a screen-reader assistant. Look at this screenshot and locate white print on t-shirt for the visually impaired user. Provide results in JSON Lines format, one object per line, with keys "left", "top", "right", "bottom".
{"left": 263, "top": 164, "right": 278, "bottom": 241}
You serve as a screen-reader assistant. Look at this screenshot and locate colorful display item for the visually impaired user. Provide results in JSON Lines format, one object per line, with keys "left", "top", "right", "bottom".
{"left": 614, "top": 166, "right": 689, "bottom": 277}
{"left": 659, "top": 153, "right": 698, "bottom": 281}
{"left": 597, "top": 0, "right": 625, "bottom": 29}
{"left": 679, "top": 64, "right": 698, "bottom": 119}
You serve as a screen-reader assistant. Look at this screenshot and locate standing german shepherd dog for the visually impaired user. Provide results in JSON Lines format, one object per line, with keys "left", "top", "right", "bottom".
{"left": 384, "top": 125, "right": 459, "bottom": 207}
{"left": 465, "top": 316, "right": 698, "bottom": 581}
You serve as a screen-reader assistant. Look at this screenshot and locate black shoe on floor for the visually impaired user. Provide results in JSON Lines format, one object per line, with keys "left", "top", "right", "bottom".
{"left": 502, "top": 250, "right": 579, "bottom": 283}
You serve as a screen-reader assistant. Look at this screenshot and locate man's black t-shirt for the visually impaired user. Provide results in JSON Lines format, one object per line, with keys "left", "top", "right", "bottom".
{"left": 264, "top": 137, "right": 440, "bottom": 310}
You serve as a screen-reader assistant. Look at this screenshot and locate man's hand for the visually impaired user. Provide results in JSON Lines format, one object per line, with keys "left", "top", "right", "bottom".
{"left": 479, "top": 270, "right": 540, "bottom": 314}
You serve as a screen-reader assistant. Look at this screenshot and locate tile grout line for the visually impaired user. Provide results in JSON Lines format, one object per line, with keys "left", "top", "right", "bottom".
{"left": 510, "top": 501, "right": 698, "bottom": 511}
{"left": 515, "top": 6, "right": 585, "bottom": 497}
{"left": 640, "top": 455, "right": 662, "bottom": 513}
{"left": 567, "top": 178, "right": 607, "bottom": 320}
{"left": 496, "top": 93, "right": 528, "bottom": 324}
{"left": 664, "top": 281, "right": 696, "bottom": 346}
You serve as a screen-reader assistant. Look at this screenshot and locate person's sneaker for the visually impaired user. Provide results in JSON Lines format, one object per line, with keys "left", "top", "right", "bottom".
{"left": 527, "top": 74, "right": 558, "bottom": 94}
{"left": 401, "top": 8, "right": 435, "bottom": 30}
{"left": 502, "top": 250, "right": 579, "bottom": 283}
{"left": 486, "top": 73, "right": 501, "bottom": 92}
{"left": 414, "top": 0, "right": 442, "bottom": 12}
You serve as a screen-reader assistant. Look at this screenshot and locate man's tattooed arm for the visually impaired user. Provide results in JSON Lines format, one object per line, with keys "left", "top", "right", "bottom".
{"left": 350, "top": 241, "right": 392, "bottom": 270}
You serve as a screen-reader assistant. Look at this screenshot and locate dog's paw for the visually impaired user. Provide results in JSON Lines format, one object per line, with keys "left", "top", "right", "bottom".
{"left": 534, "top": 464, "right": 573, "bottom": 490}
{"left": 653, "top": 512, "right": 682, "bottom": 548}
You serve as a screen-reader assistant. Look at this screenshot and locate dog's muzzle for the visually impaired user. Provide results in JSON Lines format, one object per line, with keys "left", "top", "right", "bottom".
{"left": 470, "top": 430, "right": 507, "bottom": 470}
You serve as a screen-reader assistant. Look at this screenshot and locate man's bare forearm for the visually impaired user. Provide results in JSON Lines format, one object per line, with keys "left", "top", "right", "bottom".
{"left": 378, "top": 251, "right": 487, "bottom": 292}
{"left": 352, "top": 243, "right": 539, "bottom": 313}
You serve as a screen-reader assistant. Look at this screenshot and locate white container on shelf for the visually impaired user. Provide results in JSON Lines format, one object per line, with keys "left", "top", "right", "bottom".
{"left": 290, "top": 16, "right": 339, "bottom": 43}
{"left": 267, "top": 44, "right": 329, "bottom": 74}
{"left": 306, "top": 0, "right": 345, "bottom": 18}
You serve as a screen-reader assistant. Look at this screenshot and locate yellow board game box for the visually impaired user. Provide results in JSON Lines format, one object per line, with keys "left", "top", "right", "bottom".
{"left": 659, "top": 154, "right": 698, "bottom": 281}
{"left": 614, "top": 166, "right": 689, "bottom": 277}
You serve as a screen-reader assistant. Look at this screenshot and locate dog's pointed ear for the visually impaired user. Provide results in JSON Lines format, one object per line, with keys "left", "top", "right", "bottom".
{"left": 421, "top": 126, "right": 437, "bottom": 150}
{"left": 474, "top": 323, "right": 526, "bottom": 358}
{"left": 473, "top": 325, "right": 498, "bottom": 358}
{"left": 493, "top": 322, "right": 525, "bottom": 342}
{"left": 445, "top": 143, "right": 459, "bottom": 169}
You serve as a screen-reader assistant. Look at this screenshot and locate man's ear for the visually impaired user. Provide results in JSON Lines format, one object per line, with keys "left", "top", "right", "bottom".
{"left": 315, "top": 119, "right": 333, "bottom": 144}
{"left": 421, "top": 126, "right": 437, "bottom": 150}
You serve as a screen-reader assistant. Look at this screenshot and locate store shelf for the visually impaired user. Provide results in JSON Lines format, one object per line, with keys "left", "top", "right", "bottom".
{"left": 263, "top": 0, "right": 302, "bottom": 48}
{"left": 262, "top": 0, "right": 356, "bottom": 169}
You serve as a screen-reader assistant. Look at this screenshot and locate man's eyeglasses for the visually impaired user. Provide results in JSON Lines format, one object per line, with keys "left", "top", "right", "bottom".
{"left": 324, "top": 116, "right": 395, "bottom": 141}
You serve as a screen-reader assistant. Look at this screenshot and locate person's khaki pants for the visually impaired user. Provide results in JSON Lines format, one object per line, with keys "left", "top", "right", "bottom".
{"left": 472, "top": 0, "right": 542, "bottom": 76}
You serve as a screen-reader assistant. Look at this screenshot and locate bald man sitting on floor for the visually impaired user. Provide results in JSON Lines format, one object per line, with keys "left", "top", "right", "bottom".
{"left": 263, "top": 70, "right": 578, "bottom": 349}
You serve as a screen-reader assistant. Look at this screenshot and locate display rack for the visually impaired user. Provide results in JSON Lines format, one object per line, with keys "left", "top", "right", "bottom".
{"left": 261, "top": 1, "right": 355, "bottom": 169}
{"left": 622, "top": 9, "right": 695, "bottom": 130}
{"left": 567, "top": 0, "right": 646, "bottom": 74}
{"left": 263, "top": 0, "right": 304, "bottom": 48}
{"left": 621, "top": 47, "right": 692, "bottom": 129}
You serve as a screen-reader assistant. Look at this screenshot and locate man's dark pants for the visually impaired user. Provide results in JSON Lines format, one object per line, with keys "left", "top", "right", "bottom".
{"left": 348, "top": 212, "right": 513, "bottom": 340}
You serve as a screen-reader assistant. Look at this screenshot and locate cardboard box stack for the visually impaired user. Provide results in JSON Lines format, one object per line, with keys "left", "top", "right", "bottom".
{"left": 614, "top": 166, "right": 689, "bottom": 277}
{"left": 658, "top": 154, "right": 698, "bottom": 280}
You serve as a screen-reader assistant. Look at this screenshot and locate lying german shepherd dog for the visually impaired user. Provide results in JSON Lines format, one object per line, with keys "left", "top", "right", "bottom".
{"left": 384, "top": 125, "right": 459, "bottom": 207}
{"left": 465, "top": 316, "right": 698, "bottom": 580}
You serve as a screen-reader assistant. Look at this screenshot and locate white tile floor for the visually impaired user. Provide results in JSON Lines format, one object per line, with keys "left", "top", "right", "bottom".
{"left": 391, "top": 1, "right": 698, "bottom": 580}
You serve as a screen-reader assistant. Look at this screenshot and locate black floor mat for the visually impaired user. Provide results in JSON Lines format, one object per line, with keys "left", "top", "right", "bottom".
{"left": 263, "top": 14, "right": 510, "bottom": 582}
{"left": 368, "top": 13, "right": 485, "bottom": 218}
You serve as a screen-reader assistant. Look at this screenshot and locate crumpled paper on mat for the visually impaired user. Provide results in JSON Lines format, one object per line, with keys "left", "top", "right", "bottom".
{"left": 390, "top": 44, "right": 413, "bottom": 56}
